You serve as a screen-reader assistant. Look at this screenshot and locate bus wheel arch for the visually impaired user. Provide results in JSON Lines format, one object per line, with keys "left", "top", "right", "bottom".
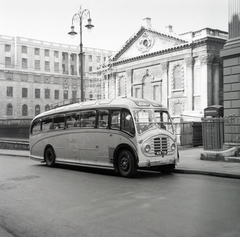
{"left": 44, "top": 145, "right": 56, "bottom": 167}
{"left": 114, "top": 145, "right": 138, "bottom": 178}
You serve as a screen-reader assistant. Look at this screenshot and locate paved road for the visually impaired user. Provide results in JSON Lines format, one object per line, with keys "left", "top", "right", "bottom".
{"left": 1, "top": 155, "right": 240, "bottom": 237}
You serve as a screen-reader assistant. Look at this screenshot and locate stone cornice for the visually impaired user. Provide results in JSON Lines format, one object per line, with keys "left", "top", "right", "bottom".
{"left": 112, "top": 36, "right": 227, "bottom": 67}
{"left": 113, "top": 27, "right": 188, "bottom": 61}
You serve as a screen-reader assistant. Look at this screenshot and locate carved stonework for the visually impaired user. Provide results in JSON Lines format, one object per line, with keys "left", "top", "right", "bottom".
{"left": 172, "top": 99, "right": 184, "bottom": 116}
{"left": 161, "top": 62, "right": 168, "bottom": 72}
{"left": 136, "top": 32, "right": 154, "bottom": 53}
{"left": 141, "top": 69, "right": 155, "bottom": 82}
{"left": 184, "top": 57, "right": 194, "bottom": 66}
{"left": 200, "top": 54, "right": 214, "bottom": 65}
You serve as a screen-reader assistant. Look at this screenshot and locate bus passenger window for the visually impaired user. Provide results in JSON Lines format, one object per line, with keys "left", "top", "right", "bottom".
{"left": 53, "top": 116, "right": 65, "bottom": 130}
{"left": 31, "top": 120, "right": 41, "bottom": 134}
{"left": 42, "top": 118, "right": 52, "bottom": 131}
{"left": 110, "top": 111, "right": 120, "bottom": 130}
{"left": 79, "top": 110, "right": 96, "bottom": 128}
{"left": 66, "top": 113, "right": 79, "bottom": 128}
{"left": 122, "top": 111, "right": 135, "bottom": 136}
{"left": 98, "top": 110, "right": 109, "bottom": 128}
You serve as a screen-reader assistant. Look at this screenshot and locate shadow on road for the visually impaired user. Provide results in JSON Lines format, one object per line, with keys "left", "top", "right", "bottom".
{"left": 32, "top": 163, "right": 176, "bottom": 180}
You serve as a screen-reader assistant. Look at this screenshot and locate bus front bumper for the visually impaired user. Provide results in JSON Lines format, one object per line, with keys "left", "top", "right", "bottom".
{"left": 138, "top": 157, "right": 178, "bottom": 168}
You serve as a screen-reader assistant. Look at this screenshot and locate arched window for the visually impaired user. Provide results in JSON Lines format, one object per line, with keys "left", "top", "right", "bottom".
{"left": 35, "top": 105, "right": 40, "bottom": 116}
{"left": 6, "top": 103, "right": 13, "bottom": 116}
{"left": 22, "top": 104, "right": 28, "bottom": 116}
{"left": 45, "top": 104, "right": 50, "bottom": 111}
{"left": 173, "top": 65, "right": 182, "bottom": 90}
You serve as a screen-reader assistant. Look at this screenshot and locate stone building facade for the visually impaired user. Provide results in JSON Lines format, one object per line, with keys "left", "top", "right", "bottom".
{"left": 104, "top": 18, "right": 227, "bottom": 122}
{"left": 0, "top": 35, "right": 114, "bottom": 119}
{"left": 221, "top": 0, "right": 240, "bottom": 116}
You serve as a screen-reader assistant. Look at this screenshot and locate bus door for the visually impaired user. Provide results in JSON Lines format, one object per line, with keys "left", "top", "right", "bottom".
{"left": 78, "top": 110, "right": 96, "bottom": 164}
{"left": 94, "top": 110, "right": 113, "bottom": 166}
{"left": 64, "top": 113, "right": 80, "bottom": 162}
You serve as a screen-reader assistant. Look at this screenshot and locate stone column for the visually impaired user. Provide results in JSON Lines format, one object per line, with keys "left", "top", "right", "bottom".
{"left": 161, "top": 62, "right": 168, "bottom": 108}
{"left": 184, "top": 57, "right": 194, "bottom": 111}
{"left": 200, "top": 54, "right": 214, "bottom": 109}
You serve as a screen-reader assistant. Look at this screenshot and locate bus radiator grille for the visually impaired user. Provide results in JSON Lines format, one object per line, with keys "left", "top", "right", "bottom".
{"left": 152, "top": 137, "right": 169, "bottom": 155}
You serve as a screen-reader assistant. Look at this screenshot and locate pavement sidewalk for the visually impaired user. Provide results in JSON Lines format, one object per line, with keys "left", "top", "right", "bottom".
{"left": 1, "top": 147, "right": 240, "bottom": 179}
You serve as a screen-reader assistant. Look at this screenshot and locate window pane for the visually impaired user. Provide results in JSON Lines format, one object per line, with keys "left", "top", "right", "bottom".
{"left": 7, "top": 87, "right": 13, "bottom": 97}
{"left": 110, "top": 110, "right": 121, "bottom": 130}
{"left": 79, "top": 110, "right": 96, "bottom": 128}
{"left": 98, "top": 110, "right": 109, "bottom": 128}
{"left": 121, "top": 110, "right": 135, "bottom": 135}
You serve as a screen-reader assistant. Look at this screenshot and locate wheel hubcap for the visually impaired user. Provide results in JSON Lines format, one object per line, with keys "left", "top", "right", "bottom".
{"left": 120, "top": 156, "right": 129, "bottom": 171}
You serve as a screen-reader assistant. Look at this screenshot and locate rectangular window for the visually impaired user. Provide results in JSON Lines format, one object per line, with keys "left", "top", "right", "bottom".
{"left": 71, "top": 54, "right": 75, "bottom": 61}
{"left": 54, "top": 62, "right": 59, "bottom": 72}
{"left": 79, "top": 110, "right": 96, "bottom": 128}
{"left": 97, "top": 110, "right": 109, "bottom": 128}
{"left": 54, "top": 51, "right": 58, "bottom": 58}
{"left": 110, "top": 110, "right": 121, "bottom": 130}
{"left": 45, "top": 61, "right": 50, "bottom": 71}
{"left": 7, "top": 86, "right": 13, "bottom": 97}
{"left": 45, "top": 49, "right": 49, "bottom": 57}
{"left": 5, "top": 44, "right": 11, "bottom": 52}
{"left": 153, "top": 85, "right": 160, "bottom": 101}
{"left": 5, "top": 57, "right": 11, "bottom": 66}
{"left": 89, "top": 55, "right": 92, "bottom": 62}
{"left": 54, "top": 90, "right": 59, "bottom": 99}
{"left": 63, "top": 90, "right": 68, "bottom": 100}
{"left": 22, "top": 58, "right": 27, "bottom": 68}
{"left": 22, "top": 88, "right": 28, "bottom": 98}
{"left": 35, "top": 88, "right": 40, "bottom": 98}
{"left": 22, "top": 46, "right": 27, "bottom": 54}
{"left": 35, "top": 48, "right": 40, "bottom": 55}
{"left": 35, "top": 60, "right": 40, "bottom": 70}
{"left": 89, "top": 66, "right": 92, "bottom": 72}
{"left": 45, "top": 89, "right": 50, "bottom": 99}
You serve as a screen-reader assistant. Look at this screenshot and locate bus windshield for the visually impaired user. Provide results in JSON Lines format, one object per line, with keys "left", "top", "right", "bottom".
{"left": 133, "top": 109, "right": 174, "bottom": 134}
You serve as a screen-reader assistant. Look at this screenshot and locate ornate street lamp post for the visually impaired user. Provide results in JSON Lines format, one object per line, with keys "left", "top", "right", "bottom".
{"left": 68, "top": 6, "right": 94, "bottom": 102}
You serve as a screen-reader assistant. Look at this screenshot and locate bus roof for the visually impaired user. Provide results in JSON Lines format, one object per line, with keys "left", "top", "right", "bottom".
{"left": 33, "top": 97, "right": 167, "bottom": 120}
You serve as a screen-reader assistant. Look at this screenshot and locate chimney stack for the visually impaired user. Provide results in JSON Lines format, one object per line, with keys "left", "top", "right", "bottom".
{"left": 142, "top": 17, "right": 152, "bottom": 28}
{"left": 165, "top": 25, "right": 173, "bottom": 33}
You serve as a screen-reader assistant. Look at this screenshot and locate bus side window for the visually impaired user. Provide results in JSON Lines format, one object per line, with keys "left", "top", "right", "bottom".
{"left": 66, "top": 113, "right": 79, "bottom": 128}
{"left": 79, "top": 110, "right": 96, "bottom": 128}
{"left": 98, "top": 110, "right": 109, "bottom": 128}
{"left": 110, "top": 111, "right": 121, "bottom": 130}
{"left": 31, "top": 120, "right": 41, "bottom": 134}
{"left": 53, "top": 116, "right": 65, "bottom": 130}
{"left": 121, "top": 111, "right": 135, "bottom": 136}
{"left": 42, "top": 118, "right": 53, "bottom": 131}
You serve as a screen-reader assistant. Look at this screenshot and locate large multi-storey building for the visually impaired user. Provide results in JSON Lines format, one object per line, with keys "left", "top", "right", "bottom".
{"left": 0, "top": 34, "right": 115, "bottom": 119}
{"left": 0, "top": 18, "right": 228, "bottom": 122}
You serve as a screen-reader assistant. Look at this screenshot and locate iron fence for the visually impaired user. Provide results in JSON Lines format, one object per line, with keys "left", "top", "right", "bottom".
{"left": 202, "top": 115, "right": 240, "bottom": 150}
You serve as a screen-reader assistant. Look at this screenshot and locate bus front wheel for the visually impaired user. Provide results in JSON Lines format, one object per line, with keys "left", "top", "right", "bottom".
{"left": 45, "top": 147, "right": 55, "bottom": 167}
{"left": 118, "top": 150, "right": 137, "bottom": 178}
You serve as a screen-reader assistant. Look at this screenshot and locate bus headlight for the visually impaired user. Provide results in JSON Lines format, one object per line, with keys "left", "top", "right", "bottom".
{"left": 144, "top": 144, "right": 151, "bottom": 153}
{"left": 171, "top": 143, "right": 176, "bottom": 151}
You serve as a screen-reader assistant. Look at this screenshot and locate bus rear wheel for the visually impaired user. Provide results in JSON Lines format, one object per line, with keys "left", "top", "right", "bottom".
{"left": 118, "top": 150, "right": 137, "bottom": 178}
{"left": 45, "top": 147, "right": 55, "bottom": 167}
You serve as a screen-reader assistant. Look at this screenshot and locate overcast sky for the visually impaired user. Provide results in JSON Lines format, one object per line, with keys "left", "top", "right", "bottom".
{"left": 0, "top": 0, "right": 228, "bottom": 51}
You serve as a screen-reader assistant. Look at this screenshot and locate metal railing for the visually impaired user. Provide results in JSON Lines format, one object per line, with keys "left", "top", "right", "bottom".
{"left": 202, "top": 115, "right": 240, "bottom": 150}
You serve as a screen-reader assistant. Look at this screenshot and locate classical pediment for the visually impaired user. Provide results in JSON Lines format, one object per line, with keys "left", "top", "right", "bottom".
{"left": 113, "top": 27, "right": 189, "bottom": 61}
